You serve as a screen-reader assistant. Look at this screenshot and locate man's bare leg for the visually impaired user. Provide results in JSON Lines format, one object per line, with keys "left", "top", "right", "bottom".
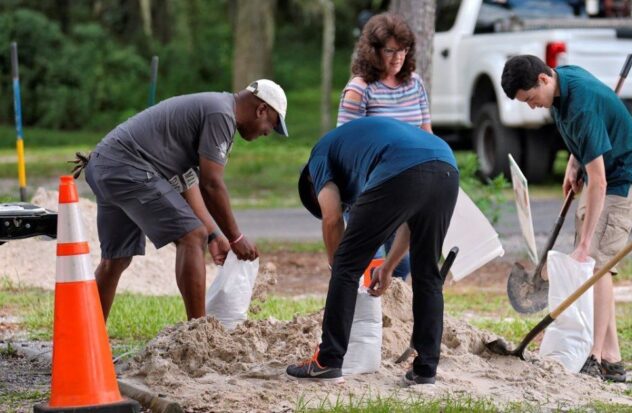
{"left": 601, "top": 289, "right": 621, "bottom": 363}
{"left": 591, "top": 272, "right": 614, "bottom": 362}
{"left": 175, "top": 226, "right": 208, "bottom": 320}
{"left": 95, "top": 257, "right": 133, "bottom": 321}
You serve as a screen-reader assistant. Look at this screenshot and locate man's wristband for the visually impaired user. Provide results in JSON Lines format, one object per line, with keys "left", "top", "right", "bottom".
{"left": 230, "top": 233, "right": 244, "bottom": 245}
{"left": 207, "top": 230, "right": 219, "bottom": 244}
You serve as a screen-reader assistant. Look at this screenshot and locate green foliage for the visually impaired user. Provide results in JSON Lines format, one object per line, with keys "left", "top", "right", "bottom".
{"left": 151, "top": 1, "right": 233, "bottom": 97}
{"left": 0, "top": 1, "right": 362, "bottom": 132}
{"left": 0, "top": 9, "right": 147, "bottom": 130}
{"left": 457, "top": 152, "right": 509, "bottom": 223}
{"left": 40, "top": 23, "right": 147, "bottom": 129}
{"left": 0, "top": 9, "right": 65, "bottom": 125}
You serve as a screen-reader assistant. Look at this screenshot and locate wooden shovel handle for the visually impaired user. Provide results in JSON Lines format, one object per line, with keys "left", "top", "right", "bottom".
{"left": 551, "top": 241, "right": 632, "bottom": 319}
{"left": 533, "top": 190, "right": 575, "bottom": 277}
{"left": 614, "top": 54, "right": 632, "bottom": 95}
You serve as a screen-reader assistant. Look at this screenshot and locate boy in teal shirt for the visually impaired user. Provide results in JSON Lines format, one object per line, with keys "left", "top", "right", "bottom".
{"left": 502, "top": 55, "right": 632, "bottom": 382}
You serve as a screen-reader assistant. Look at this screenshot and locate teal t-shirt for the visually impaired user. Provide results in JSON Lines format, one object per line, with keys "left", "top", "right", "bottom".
{"left": 307, "top": 117, "right": 457, "bottom": 206}
{"left": 552, "top": 65, "right": 632, "bottom": 196}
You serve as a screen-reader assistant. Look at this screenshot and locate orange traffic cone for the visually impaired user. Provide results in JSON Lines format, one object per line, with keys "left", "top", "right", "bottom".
{"left": 34, "top": 176, "right": 139, "bottom": 413}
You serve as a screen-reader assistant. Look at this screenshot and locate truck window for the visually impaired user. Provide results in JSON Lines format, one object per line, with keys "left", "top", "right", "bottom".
{"left": 436, "top": 0, "right": 462, "bottom": 32}
{"left": 475, "top": 0, "right": 584, "bottom": 34}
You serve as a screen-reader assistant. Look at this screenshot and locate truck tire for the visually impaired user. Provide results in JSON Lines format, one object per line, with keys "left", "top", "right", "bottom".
{"left": 473, "top": 103, "right": 522, "bottom": 179}
{"left": 522, "top": 128, "right": 557, "bottom": 183}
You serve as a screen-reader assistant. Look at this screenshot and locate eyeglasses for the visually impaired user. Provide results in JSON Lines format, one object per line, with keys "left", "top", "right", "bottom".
{"left": 382, "top": 47, "right": 410, "bottom": 57}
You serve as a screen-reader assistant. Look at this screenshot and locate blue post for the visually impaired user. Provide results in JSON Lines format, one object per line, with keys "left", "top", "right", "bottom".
{"left": 147, "top": 56, "right": 159, "bottom": 107}
{"left": 11, "top": 42, "right": 27, "bottom": 202}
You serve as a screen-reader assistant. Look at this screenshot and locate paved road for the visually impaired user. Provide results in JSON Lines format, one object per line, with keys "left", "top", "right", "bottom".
{"left": 236, "top": 198, "right": 580, "bottom": 257}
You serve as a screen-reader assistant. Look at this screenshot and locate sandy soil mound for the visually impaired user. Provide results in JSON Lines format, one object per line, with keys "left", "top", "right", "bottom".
{"left": 122, "top": 279, "right": 631, "bottom": 412}
{"left": 0, "top": 188, "right": 212, "bottom": 294}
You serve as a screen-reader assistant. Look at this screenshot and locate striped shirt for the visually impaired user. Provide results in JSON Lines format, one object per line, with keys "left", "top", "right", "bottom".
{"left": 336, "top": 72, "right": 431, "bottom": 127}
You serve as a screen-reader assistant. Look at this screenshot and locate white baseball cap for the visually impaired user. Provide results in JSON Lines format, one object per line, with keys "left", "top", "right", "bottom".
{"left": 246, "top": 79, "right": 289, "bottom": 136}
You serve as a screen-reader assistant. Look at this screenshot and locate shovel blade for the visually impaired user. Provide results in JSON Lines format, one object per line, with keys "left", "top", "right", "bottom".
{"left": 485, "top": 338, "right": 525, "bottom": 359}
{"left": 485, "top": 338, "right": 513, "bottom": 356}
{"left": 507, "top": 262, "right": 548, "bottom": 314}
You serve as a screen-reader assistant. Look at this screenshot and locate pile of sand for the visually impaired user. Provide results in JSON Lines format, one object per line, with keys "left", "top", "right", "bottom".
{"left": 122, "top": 279, "right": 631, "bottom": 411}
{"left": 0, "top": 188, "right": 212, "bottom": 294}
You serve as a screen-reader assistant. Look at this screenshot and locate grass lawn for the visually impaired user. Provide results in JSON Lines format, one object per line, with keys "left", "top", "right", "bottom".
{"left": 296, "top": 394, "right": 632, "bottom": 413}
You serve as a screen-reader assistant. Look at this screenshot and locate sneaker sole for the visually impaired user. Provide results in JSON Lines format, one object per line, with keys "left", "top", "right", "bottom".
{"left": 403, "top": 377, "right": 436, "bottom": 386}
{"left": 285, "top": 372, "right": 344, "bottom": 384}
{"left": 604, "top": 373, "right": 627, "bottom": 383}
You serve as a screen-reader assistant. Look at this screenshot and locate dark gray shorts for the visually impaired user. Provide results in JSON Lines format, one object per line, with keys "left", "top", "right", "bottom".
{"left": 85, "top": 153, "right": 202, "bottom": 259}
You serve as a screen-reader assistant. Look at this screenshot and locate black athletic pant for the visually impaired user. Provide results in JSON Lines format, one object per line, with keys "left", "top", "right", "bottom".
{"left": 317, "top": 161, "right": 459, "bottom": 378}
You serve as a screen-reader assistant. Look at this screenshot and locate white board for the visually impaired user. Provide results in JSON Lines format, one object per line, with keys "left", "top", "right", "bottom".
{"left": 508, "top": 154, "right": 538, "bottom": 264}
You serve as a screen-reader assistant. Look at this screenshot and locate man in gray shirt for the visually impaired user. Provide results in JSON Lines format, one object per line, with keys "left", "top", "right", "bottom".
{"left": 79, "top": 79, "right": 288, "bottom": 321}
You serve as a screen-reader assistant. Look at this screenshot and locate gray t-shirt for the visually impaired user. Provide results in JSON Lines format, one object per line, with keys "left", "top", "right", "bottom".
{"left": 95, "top": 92, "right": 236, "bottom": 192}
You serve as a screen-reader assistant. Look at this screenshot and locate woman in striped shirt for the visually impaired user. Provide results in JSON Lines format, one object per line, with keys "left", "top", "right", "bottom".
{"left": 337, "top": 12, "right": 432, "bottom": 133}
{"left": 337, "top": 12, "right": 433, "bottom": 280}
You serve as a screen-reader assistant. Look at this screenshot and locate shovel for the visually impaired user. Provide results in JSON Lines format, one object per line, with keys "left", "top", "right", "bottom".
{"left": 507, "top": 190, "right": 575, "bottom": 314}
{"left": 488, "top": 241, "right": 632, "bottom": 359}
{"left": 614, "top": 53, "right": 632, "bottom": 95}
{"left": 394, "top": 246, "right": 459, "bottom": 364}
{"left": 507, "top": 53, "right": 632, "bottom": 314}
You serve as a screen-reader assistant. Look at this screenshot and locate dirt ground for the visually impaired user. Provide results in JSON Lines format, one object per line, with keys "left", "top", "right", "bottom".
{"left": 259, "top": 251, "right": 514, "bottom": 297}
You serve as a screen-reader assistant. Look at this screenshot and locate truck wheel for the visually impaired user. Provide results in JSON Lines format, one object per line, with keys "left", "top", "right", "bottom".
{"left": 473, "top": 103, "right": 522, "bottom": 179}
{"left": 522, "top": 128, "right": 557, "bottom": 183}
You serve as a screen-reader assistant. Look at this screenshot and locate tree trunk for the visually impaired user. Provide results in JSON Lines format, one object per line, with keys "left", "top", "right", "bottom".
{"left": 390, "top": 0, "right": 435, "bottom": 97}
{"left": 320, "top": 0, "right": 335, "bottom": 134}
{"left": 54, "top": 0, "right": 71, "bottom": 34}
{"left": 152, "top": 0, "right": 171, "bottom": 44}
{"left": 233, "top": 0, "right": 276, "bottom": 91}
{"left": 139, "top": 0, "right": 152, "bottom": 37}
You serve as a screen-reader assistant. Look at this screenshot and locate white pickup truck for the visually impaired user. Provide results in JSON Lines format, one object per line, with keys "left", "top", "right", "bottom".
{"left": 430, "top": 0, "right": 632, "bottom": 182}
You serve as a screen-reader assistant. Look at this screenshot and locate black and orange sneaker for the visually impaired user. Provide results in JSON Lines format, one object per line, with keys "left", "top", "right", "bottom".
{"left": 286, "top": 349, "right": 343, "bottom": 383}
{"left": 601, "top": 359, "right": 627, "bottom": 383}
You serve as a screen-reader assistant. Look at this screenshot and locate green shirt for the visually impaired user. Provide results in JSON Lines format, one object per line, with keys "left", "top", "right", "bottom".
{"left": 552, "top": 65, "right": 632, "bottom": 196}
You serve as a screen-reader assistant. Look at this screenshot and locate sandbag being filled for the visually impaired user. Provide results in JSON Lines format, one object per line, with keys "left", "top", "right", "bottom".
{"left": 342, "top": 286, "right": 382, "bottom": 375}
{"left": 205, "top": 251, "right": 259, "bottom": 330}
{"left": 539, "top": 250, "right": 595, "bottom": 373}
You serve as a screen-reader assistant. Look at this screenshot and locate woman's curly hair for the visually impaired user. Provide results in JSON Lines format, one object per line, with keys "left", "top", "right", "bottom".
{"left": 351, "top": 12, "right": 416, "bottom": 84}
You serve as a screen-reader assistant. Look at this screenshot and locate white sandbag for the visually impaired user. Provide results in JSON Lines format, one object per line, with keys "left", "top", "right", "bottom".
{"left": 342, "top": 286, "right": 382, "bottom": 375}
{"left": 442, "top": 187, "right": 504, "bottom": 281}
{"left": 205, "top": 251, "right": 259, "bottom": 330}
{"left": 539, "top": 250, "right": 595, "bottom": 373}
